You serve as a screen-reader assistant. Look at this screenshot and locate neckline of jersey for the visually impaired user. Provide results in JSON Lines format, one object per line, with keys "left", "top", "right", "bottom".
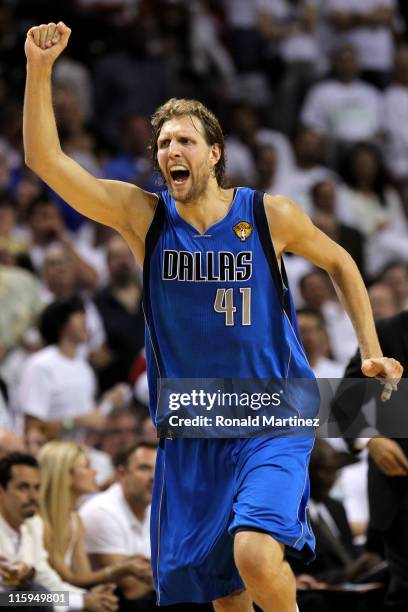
{"left": 169, "top": 187, "right": 240, "bottom": 236}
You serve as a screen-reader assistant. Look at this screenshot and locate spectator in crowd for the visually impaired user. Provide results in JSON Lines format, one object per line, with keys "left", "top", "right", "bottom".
{"left": 13, "top": 171, "right": 44, "bottom": 229}
{"left": 224, "top": 102, "right": 294, "bottom": 188}
{"left": 253, "top": 144, "right": 279, "bottom": 195}
{"left": 340, "top": 143, "right": 408, "bottom": 277}
{"left": 222, "top": 0, "right": 261, "bottom": 74}
{"left": 53, "top": 54, "right": 93, "bottom": 122}
{"left": 310, "top": 180, "right": 365, "bottom": 273}
{"left": 25, "top": 423, "right": 48, "bottom": 458}
{"left": 93, "top": 17, "right": 170, "bottom": 148}
{"left": 94, "top": 235, "right": 145, "bottom": 390}
{"left": 53, "top": 83, "right": 97, "bottom": 175}
{"left": 283, "top": 126, "right": 336, "bottom": 212}
{"left": 25, "top": 196, "right": 98, "bottom": 290}
{"left": 297, "top": 308, "right": 343, "bottom": 377}
{"left": 295, "top": 440, "right": 384, "bottom": 587}
{"left": 327, "top": 0, "right": 398, "bottom": 89}
{"left": 299, "top": 269, "right": 335, "bottom": 312}
{"left": 38, "top": 441, "right": 152, "bottom": 588}
{"left": 301, "top": 45, "right": 383, "bottom": 147}
{"left": 19, "top": 296, "right": 107, "bottom": 441}
{"left": 368, "top": 282, "right": 399, "bottom": 320}
{"left": 0, "top": 191, "right": 27, "bottom": 265}
{"left": 0, "top": 263, "right": 42, "bottom": 364}
{"left": 379, "top": 260, "right": 408, "bottom": 311}
{"left": 102, "top": 113, "right": 158, "bottom": 192}
{"left": 0, "top": 101, "right": 23, "bottom": 177}
{"left": 0, "top": 452, "right": 118, "bottom": 611}
{"left": 139, "top": 415, "right": 157, "bottom": 445}
{"left": 383, "top": 46, "right": 408, "bottom": 205}
{"left": 189, "top": 0, "right": 237, "bottom": 100}
{"left": 80, "top": 441, "right": 156, "bottom": 608}
{"left": 299, "top": 269, "right": 357, "bottom": 365}
{"left": 256, "top": 0, "right": 320, "bottom": 134}
{"left": 98, "top": 406, "right": 140, "bottom": 462}
{"left": 0, "top": 429, "right": 25, "bottom": 458}
{"left": 333, "top": 308, "right": 408, "bottom": 611}
{"left": 41, "top": 245, "right": 108, "bottom": 362}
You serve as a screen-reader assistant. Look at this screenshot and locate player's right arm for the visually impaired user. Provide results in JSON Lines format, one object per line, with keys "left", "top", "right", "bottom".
{"left": 23, "top": 22, "right": 156, "bottom": 247}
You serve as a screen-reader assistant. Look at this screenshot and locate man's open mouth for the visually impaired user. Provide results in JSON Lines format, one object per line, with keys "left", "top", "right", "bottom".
{"left": 170, "top": 168, "right": 190, "bottom": 184}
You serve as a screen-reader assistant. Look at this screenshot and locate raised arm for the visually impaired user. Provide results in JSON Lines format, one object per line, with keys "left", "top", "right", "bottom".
{"left": 265, "top": 194, "right": 403, "bottom": 385}
{"left": 23, "top": 22, "right": 156, "bottom": 257}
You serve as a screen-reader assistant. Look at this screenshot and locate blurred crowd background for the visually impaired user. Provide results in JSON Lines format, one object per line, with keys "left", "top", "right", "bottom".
{"left": 0, "top": 0, "right": 408, "bottom": 610}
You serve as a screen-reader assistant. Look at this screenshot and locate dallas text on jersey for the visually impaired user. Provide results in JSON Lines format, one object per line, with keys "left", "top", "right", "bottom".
{"left": 162, "top": 250, "right": 253, "bottom": 282}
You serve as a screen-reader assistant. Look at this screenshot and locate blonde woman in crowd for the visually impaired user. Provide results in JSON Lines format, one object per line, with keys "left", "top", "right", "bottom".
{"left": 38, "top": 441, "right": 149, "bottom": 587}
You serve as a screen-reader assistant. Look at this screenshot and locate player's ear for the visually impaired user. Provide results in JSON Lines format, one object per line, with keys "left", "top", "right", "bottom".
{"left": 210, "top": 143, "right": 221, "bottom": 166}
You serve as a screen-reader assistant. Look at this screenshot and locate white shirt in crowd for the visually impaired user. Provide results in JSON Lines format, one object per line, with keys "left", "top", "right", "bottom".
{"left": 311, "top": 356, "right": 345, "bottom": 379}
{"left": 322, "top": 301, "right": 357, "bottom": 367}
{"left": 79, "top": 482, "right": 151, "bottom": 558}
{"left": 256, "top": 0, "right": 320, "bottom": 63}
{"left": 301, "top": 79, "right": 383, "bottom": 142}
{"left": 283, "top": 254, "right": 313, "bottom": 307}
{"left": 383, "top": 83, "right": 408, "bottom": 180}
{"left": 337, "top": 185, "right": 408, "bottom": 236}
{"left": 19, "top": 345, "right": 96, "bottom": 426}
{"left": 326, "top": 0, "right": 397, "bottom": 72}
{"left": 225, "top": 128, "right": 294, "bottom": 187}
{"left": 0, "top": 513, "right": 84, "bottom": 611}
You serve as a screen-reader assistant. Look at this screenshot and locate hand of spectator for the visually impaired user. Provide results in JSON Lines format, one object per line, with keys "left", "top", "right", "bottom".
{"left": 107, "top": 556, "right": 152, "bottom": 584}
{"left": 25, "top": 22, "right": 71, "bottom": 67}
{"left": 120, "top": 555, "right": 153, "bottom": 584}
{"left": 0, "top": 557, "right": 35, "bottom": 586}
{"left": 368, "top": 437, "right": 408, "bottom": 477}
{"left": 346, "top": 551, "right": 384, "bottom": 582}
{"left": 296, "top": 574, "right": 327, "bottom": 590}
{"left": 84, "top": 584, "right": 118, "bottom": 612}
{"left": 101, "top": 383, "right": 132, "bottom": 411}
{"left": 76, "top": 409, "right": 107, "bottom": 431}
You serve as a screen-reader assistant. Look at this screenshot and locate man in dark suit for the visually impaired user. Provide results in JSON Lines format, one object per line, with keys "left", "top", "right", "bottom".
{"left": 332, "top": 310, "right": 408, "bottom": 611}
{"left": 292, "top": 439, "right": 385, "bottom": 612}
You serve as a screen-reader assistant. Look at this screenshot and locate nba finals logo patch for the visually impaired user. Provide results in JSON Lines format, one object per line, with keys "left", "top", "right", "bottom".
{"left": 233, "top": 221, "right": 253, "bottom": 242}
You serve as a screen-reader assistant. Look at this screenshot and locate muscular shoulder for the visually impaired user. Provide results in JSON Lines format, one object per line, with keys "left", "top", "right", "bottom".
{"left": 264, "top": 193, "right": 314, "bottom": 255}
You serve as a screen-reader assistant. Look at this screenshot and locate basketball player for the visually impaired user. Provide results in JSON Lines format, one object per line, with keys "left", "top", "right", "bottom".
{"left": 23, "top": 23, "right": 402, "bottom": 612}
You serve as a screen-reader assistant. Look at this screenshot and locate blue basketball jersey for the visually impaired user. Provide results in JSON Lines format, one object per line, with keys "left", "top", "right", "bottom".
{"left": 144, "top": 187, "right": 318, "bottom": 605}
{"left": 143, "top": 187, "right": 315, "bottom": 424}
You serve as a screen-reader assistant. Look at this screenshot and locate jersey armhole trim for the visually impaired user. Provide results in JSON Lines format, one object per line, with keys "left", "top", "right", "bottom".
{"left": 252, "top": 190, "right": 292, "bottom": 323}
{"left": 142, "top": 194, "right": 166, "bottom": 316}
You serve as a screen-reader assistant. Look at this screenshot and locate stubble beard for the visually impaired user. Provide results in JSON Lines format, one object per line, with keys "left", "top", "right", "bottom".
{"left": 169, "top": 165, "right": 211, "bottom": 204}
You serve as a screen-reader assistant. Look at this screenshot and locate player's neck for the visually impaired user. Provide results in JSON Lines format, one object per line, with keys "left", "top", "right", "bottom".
{"left": 175, "top": 182, "right": 234, "bottom": 235}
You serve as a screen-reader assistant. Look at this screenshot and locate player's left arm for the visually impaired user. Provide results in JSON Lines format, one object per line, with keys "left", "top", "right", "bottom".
{"left": 265, "top": 194, "right": 403, "bottom": 385}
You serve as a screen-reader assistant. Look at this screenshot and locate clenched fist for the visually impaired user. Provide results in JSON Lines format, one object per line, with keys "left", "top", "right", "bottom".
{"left": 25, "top": 22, "right": 71, "bottom": 66}
{"left": 361, "top": 356, "right": 403, "bottom": 401}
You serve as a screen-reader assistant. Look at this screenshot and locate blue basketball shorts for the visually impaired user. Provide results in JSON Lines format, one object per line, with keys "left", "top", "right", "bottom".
{"left": 150, "top": 435, "right": 315, "bottom": 605}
